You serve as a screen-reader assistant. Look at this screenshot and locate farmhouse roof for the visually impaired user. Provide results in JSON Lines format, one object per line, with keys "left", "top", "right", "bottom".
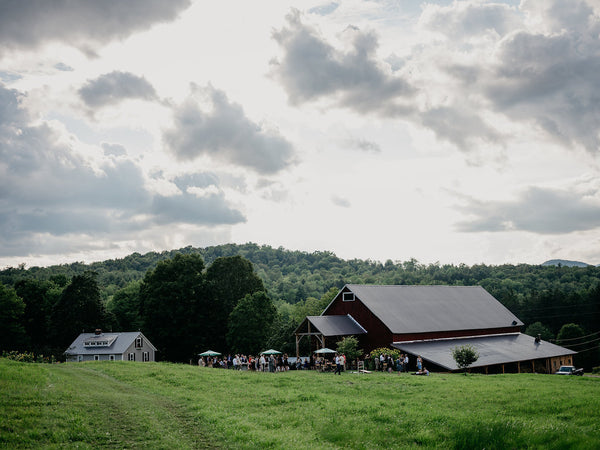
{"left": 296, "top": 314, "right": 367, "bottom": 336}
{"left": 64, "top": 331, "right": 156, "bottom": 356}
{"left": 335, "top": 284, "right": 523, "bottom": 334}
{"left": 392, "top": 333, "right": 576, "bottom": 370}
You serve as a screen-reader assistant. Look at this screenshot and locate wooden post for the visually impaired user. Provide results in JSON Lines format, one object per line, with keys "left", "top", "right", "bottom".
{"left": 517, "top": 361, "right": 520, "bottom": 373}
{"left": 502, "top": 364, "right": 505, "bottom": 374}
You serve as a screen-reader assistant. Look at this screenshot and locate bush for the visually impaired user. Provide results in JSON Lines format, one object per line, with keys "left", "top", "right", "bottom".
{"left": 2, "top": 350, "right": 55, "bottom": 363}
{"left": 368, "top": 347, "right": 401, "bottom": 360}
{"left": 451, "top": 345, "right": 479, "bottom": 372}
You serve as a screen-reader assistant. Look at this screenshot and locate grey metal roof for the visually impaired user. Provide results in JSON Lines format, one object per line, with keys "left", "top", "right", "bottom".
{"left": 392, "top": 333, "right": 576, "bottom": 370}
{"left": 302, "top": 315, "right": 367, "bottom": 336}
{"left": 343, "top": 284, "right": 523, "bottom": 334}
{"left": 65, "top": 331, "right": 156, "bottom": 355}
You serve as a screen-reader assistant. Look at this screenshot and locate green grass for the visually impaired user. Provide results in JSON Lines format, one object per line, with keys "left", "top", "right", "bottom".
{"left": 1, "top": 360, "right": 599, "bottom": 449}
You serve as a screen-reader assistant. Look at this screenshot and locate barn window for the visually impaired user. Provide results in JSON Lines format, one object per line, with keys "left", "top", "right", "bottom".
{"left": 343, "top": 292, "right": 355, "bottom": 302}
{"left": 94, "top": 355, "right": 99, "bottom": 361}
{"left": 128, "top": 353, "right": 135, "bottom": 361}
{"left": 109, "top": 355, "right": 115, "bottom": 361}
{"left": 143, "top": 352, "right": 149, "bottom": 362}
{"left": 135, "top": 337, "right": 143, "bottom": 348}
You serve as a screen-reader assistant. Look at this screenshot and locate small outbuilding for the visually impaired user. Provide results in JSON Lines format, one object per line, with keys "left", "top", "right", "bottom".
{"left": 65, "top": 329, "right": 157, "bottom": 362}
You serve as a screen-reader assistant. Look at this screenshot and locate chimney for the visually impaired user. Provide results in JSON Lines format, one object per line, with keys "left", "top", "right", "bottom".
{"left": 95, "top": 328, "right": 102, "bottom": 336}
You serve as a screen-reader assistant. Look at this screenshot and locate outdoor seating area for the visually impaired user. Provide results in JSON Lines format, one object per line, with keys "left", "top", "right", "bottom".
{"left": 197, "top": 348, "right": 346, "bottom": 373}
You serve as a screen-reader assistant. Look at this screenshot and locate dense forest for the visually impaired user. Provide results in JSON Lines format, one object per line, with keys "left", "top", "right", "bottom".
{"left": 1, "top": 243, "right": 599, "bottom": 368}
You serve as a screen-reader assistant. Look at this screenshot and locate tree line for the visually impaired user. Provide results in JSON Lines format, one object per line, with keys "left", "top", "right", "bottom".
{"left": 1, "top": 243, "right": 599, "bottom": 367}
{"left": 0, "top": 255, "right": 292, "bottom": 362}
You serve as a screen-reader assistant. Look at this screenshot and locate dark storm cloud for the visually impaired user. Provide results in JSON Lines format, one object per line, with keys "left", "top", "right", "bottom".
{"left": 0, "top": 84, "right": 245, "bottom": 257}
{"left": 455, "top": 187, "right": 600, "bottom": 234}
{"left": 483, "top": 28, "right": 600, "bottom": 153}
{"left": 151, "top": 192, "right": 245, "bottom": 226}
{"left": 427, "top": 0, "right": 600, "bottom": 154}
{"left": 163, "top": 85, "right": 295, "bottom": 175}
{"left": 0, "top": 0, "right": 191, "bottom": 56}
{"left": 173, "top": 173, "right": 220, "bottom": 191}
{"left": 420, "top": 106, "right": 502, "bottom": 150}
{"left": 79, "top": 71, "right": 158, "bottom": 108}
{"left": 271, "top": 10, "right": 415, "bottom": 115}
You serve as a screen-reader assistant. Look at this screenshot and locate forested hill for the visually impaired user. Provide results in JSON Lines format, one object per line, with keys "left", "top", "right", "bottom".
{"left": 2, "top": 242, "right": 600, "bottom": 336}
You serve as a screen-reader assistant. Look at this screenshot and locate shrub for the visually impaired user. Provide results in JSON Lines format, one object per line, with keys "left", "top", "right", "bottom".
{"left": 451, "top": 345, "right": 479, "bottom": 372}
{"left": 2, "top": 350, "right": 55, "bottom": 363}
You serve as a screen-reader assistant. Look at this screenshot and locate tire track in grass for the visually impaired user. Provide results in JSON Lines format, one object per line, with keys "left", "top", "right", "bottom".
{"left": 45, "top": 364, "right": 216, "bottom": 448}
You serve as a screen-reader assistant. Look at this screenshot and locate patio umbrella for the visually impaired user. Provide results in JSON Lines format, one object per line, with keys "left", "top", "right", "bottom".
{"left": 198, "top": 350, "right": 221, "bottom": 356}
{"left": 314, "top": 348, "right": 337, "bottom": 354}
{"left": 261, "top": 349, "right": 282, "bottom": 355}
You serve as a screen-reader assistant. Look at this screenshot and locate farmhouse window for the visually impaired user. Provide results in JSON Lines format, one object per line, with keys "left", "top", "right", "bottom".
{"left": 128, "top": 353, "right": 135, "bottom": 361}
{"left": 143, "top": 352, "right": 149, "bottom": 362}
{"left": 343, "top": 292, "right": 355, "bottom": 302}
{"left": 109, "top": 355, "right": 115, "bottom": 361}
{"left": 94, "top": 355, "right": 99, "bottom": 361}
{"left": 135, "top": 337, "right": 143, "bottom": 348}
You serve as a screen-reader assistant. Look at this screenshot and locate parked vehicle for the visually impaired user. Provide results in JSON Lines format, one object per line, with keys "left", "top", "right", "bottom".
{"left": 555, "top": 365, "right": 584, "bottom": 375}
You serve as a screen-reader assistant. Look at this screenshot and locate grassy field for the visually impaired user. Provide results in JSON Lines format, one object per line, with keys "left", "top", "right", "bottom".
{"left": 1, "top": 359, "right": 599, "bottom": 449}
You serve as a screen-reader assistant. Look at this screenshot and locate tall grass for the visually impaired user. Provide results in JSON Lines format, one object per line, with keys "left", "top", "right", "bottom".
{"left": 1, "top": 359, "right": 599, "bottom": 448}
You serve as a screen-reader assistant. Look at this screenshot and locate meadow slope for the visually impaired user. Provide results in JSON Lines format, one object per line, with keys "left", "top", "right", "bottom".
{"left": 1, "top": 359, "right": 599, "bottom": 449}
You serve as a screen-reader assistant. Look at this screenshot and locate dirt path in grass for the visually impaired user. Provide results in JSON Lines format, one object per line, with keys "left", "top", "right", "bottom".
{"left": 42, "top": 364, "right": 216, "bottom": 448}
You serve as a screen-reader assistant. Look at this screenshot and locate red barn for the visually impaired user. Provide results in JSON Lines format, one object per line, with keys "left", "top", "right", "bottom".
{"left": 295, "top": 284, "right": 575, "bottom": 373}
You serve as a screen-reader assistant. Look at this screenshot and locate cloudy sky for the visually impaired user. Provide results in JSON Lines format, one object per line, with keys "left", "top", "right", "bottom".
{"left": 1, "top": 0, "right": 600, "bottom": 268}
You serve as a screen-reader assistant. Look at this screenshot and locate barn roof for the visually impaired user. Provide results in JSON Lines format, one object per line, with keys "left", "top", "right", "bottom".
{"left": 65, "top": 331, "right": 156, "bottom": 356}
{"left": 338, "top": 284, "right": 523, "bottom": 334}
{"left": 296, "top": 314, "right": 367, "bottom": 337}
{"left": 392, "top": 333, "right": 575, "bottom": 371}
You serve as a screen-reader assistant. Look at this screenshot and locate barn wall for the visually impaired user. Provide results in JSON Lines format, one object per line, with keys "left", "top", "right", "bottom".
{"left": 324, "top": 288, "right": 393, "bottom": 351}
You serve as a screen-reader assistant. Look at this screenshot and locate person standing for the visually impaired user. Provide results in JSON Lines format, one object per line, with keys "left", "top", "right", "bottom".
{"left": 334, "top": 353, "right": 343, "bottom": 375}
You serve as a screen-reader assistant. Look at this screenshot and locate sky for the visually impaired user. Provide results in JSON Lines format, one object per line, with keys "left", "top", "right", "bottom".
{"left": 1, "top": 0, "right": 600, "bottom": 268}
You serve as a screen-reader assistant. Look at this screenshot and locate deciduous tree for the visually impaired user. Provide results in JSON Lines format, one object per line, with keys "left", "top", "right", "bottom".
{"left": 227, "top": 291, "right": 276, "bottom": 355}
{"left": 452, "top": 344, "right": 479, "bottom": 373}
{"left": 0, "top": 283, "right": 27, "bottom": 351}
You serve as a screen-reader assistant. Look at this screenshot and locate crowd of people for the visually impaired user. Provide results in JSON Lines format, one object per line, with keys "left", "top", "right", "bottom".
{"left": 198, "top": 353, "right": 350, "bottom": 372}
{"left": 198, "top": 352, "right": 429, "bottom": 375}
{"left": 199, "top": 354, "right": 295, "bottom": 372}
{"left": 373, "top": 353, "right": 429, "bottom": 375}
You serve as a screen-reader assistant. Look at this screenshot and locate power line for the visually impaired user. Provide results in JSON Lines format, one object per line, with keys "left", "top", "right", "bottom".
{"left": 557, "top": 337, "right": 600, "bottom": 348}
{"left": 517, "top": 302, "right": 600, "bottom": 312}
{"left": 570, "top": 344, "right": 600, "bottom": 353}
{"left": 550, "top": 330, "right": 600, "bottom": 342}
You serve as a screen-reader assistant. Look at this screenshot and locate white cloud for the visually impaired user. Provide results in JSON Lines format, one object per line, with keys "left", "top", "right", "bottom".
{"left": 0, "top": 84, "right": 245, "bottom": 258}
{"left": 271, "top": 9, "right": 415, "bottom": 115}
{"left": 163, "top": 85, "right": 296, "bottom": 175}
{"left": 2, "top": 0, "right": 600, "bottom": 267}
{"left": 79, "top": 71, "right": 159, "bottom": 109}
{"left": 0, "top": 0, "right": 191, "bottom": 57}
